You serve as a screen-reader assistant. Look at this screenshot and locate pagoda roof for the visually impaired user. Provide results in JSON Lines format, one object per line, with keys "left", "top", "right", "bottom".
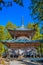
{"left": 16, "top": 25, "right": 33, "bottom": 31}
{"left": 2, "top": 39, "right": 43, "bottom": 43}
{"left": 8, "top": 25, "right": 33, "bottom": 31}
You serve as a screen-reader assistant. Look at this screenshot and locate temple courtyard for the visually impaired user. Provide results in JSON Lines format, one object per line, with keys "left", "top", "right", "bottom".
{"left": 9, "top": 60, "right": 38, "bottom": 65}
{"left": 9, "top": 60, "right": 41, "bottom": 65}
{"left": 0, "top": 57, "right": 43, "bottom": 65}
{"left": 9, "top": 60, "right": 26, "bottom": 65}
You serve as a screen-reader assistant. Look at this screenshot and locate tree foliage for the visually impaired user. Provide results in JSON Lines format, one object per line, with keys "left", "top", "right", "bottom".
{"left": 0, "top": 42, "right": 8, "bottom": 56}
{"left": 0, "top": 26, "right": 6, "bottom": 40}
{"left": 27, "top": 23, "right": 42, "bottom": 40}
{"left": 0, "top": 22, "right": 17, "bottom": 40}
{"left": 32, "top": 28, "right": 42, "bottom": 40}
{"left": 36, "top": 44, "right": 43, "bottom": 56}
{"left": 27, "top": 23, "right": 38, "bottom": 30}
{"left": 6, "top": 21, "right": 17, "bottom": 29}
{"left": 0, "top": 0, "right": 23, "bottom": 10}
{"left": 0, "top": 42, "right": 4, "bottom": 55}
{"left": 30, "top": 0, "right": 43, "bottom": 22}
{"left": 13, "top": 0, "right": 23, "bottom": 6}
{"left": 0, "top": 25, "right": 12, "bottom": 40}
{"left": 4, "top": 29, "right": 12, "bottom": 40}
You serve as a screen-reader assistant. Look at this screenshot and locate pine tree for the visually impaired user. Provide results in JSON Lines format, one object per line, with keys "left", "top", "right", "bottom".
{"left": 32, "top": 28, "right": 42, "bottom": 40}
{"left": 0, "top": 0, "right": 23, "bottom": 10}
{"left": 0, "top": 26, "right": 6, "bottom": 40}
{"left": 6, "top": 21, "right": 17, "bottom": 29}
{"left": 30, "top": 0, "right": 43, "bottom": 22}
{"left": 0, "top": 42, "right": 4, "bottom": 55}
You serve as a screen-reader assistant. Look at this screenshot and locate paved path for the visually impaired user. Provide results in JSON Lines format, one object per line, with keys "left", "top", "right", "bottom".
{"left": 9, "top": 60, "right": 41, "bottom": 65}
{"left": 9, "top": 60, "right": 26, "bottom": 65}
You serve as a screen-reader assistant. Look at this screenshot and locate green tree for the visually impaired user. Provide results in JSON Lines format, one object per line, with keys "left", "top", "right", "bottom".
{"left": 0, "top": 0, "right": 23, "bottom": 10}
{"left": 36, "top": 44, "right": 43, "bottom": 57}
{"left": 0, "top": 42, "right": 4, "bottom": 55}
{"left": 4, "top": 29, "right": 12, "bottom": 40}
{"left": 27, "top": 23, "right": 33, "bottom": 29}
{"left": 40, "top": 25, "right": 43, "bottom": 39}
{"left": 32, "top": 28, "right": 42, "bottom": 40}
{"left": 13, "top": 0, "right": 23, "bottom": 6}
{"left": 30, "top": 0, "right": 43, "bottom": 22}
{"left": 0, "top": 26, "right": 6, "bottom": 40}
{"left": 27, "top": 23, "right": 42, "bottom": 40}
{"left": 0, "top": 25, "right": 12, "bottom": 40}
{"left": 27, "top": 23, "right": 38, "bottom": 30}
{"left": 6, "top": 21, "right": 17, "bottom": 29}
{"left": 0, "top": 42, "right": 8, "bottom": 56}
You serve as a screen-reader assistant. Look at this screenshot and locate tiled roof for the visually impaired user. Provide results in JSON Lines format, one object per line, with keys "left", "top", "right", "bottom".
{"left": 8, "top": 25, "right": 33, "bottom": 31}
{"left": 2, "top": 39, "right": 43, "bottom": 43}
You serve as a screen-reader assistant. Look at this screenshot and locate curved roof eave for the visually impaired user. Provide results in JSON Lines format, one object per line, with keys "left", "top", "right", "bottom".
{"left": 2, "top": 39, "right": 43, "bottom": 43}
{"left": 8, "top": 25, "right": 34, "bottom": 31}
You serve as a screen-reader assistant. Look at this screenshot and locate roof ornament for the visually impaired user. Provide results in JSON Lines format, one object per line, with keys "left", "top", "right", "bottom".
{"left": 21, "top": 16, "right": 24, "bottom": 28}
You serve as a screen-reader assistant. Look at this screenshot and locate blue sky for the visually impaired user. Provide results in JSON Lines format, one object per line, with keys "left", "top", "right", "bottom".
{"left": 0, "top": 0, "right": 43, "bottom": 26}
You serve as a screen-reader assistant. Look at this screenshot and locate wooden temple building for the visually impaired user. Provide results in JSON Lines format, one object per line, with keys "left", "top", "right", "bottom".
{"left": 2, "top": 18, "right": 43, "bottom": 57}
{"left": 2, "top": 18, "right": 42, "bottom": 49}
{"left": 4, "top": 27, "right": 41, "bottom": 49}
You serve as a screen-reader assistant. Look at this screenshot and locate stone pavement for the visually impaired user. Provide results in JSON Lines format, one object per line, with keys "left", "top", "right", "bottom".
{"left": 9, "top": 60, "right": 41, "bottom": 65}
{"left": 9, "top": 60, "right": 26, "bottom": 65}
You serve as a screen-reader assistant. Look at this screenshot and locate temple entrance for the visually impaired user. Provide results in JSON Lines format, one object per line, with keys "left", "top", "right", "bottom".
{"left": 6, "top": 47, "right": 38, "bottom": 59}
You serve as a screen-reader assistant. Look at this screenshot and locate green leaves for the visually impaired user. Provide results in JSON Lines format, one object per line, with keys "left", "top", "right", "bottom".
{"left": 6, "top": 21, "right": 17, "bottom": 29}
{"left": 30, "top": 0, "right": 43, "bottom": 22}
{"left": 13, "top": 0, "right": 23, "bottom": 6}
{"left": 0, "top": 22, "right": 17, "bottom": 40}
{"left": 27, "top": 23, "right": 42, "bottom": 40}
{"left": 0, "top": 0, "right": 23, "bottom": 10}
